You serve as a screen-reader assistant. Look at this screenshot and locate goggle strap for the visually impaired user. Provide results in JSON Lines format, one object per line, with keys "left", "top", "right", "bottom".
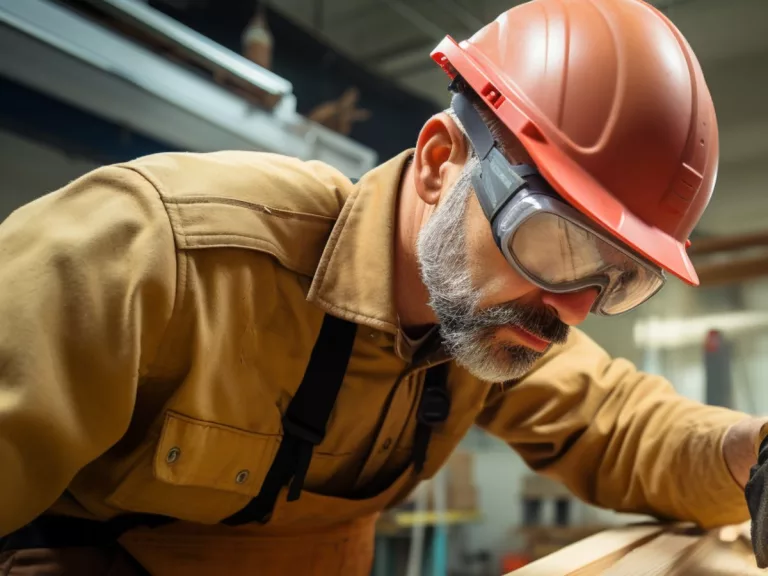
{"left": 452, "top": 92, "right": 521, "bottom": 222}
{"left": 451, "top": 92, "right": 495, "bottom": 160}
{"left": 470, "top": 151, "right": 521, "bottom": 222}
{"left": 450, "top": 92, "right": 547, "bottom": 222}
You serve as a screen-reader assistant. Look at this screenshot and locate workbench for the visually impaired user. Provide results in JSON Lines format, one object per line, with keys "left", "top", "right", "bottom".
{"left": 508, "top": 522, "right": 760, "bottom": 575}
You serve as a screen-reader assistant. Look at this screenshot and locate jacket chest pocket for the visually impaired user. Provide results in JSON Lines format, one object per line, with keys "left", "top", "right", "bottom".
{"left": 105, "top": 411, "right": 281, "bottom": 523}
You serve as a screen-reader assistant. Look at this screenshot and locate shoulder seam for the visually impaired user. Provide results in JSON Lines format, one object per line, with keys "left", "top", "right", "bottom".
{"left": 117, "top": 163, "right": 338, "bottom": 280}
{"left": 119, "top": 163, "right": 172, "bottom": 200}
{"left": 112, "top": 165, "right": 190, "bottom": 377}
{"left": 122, "top": 163, "right": 341, "bottom": 224}
{"left": 163, "top": 196, "right": 337, "bottom": 224}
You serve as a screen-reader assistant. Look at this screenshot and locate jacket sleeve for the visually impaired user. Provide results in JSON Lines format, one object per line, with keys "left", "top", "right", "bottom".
{"left": 476, "top": 328, "right": 750, "bottom": 529}
{"left": 0, "top": 166, "right": 177, "bottom": 536}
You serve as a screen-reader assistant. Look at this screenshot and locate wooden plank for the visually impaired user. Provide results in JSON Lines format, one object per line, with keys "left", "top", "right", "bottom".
{"left": 509, "top": 523, "right": 761, "bottom": 576}
{"left": 602, "top": 530, "right": 699, "bottom": 575}
{"left": 507, "top": 524, "right": 664, "bottom": 576}
{"left": 664, "top": 533, "right": 761, "bottom": 576}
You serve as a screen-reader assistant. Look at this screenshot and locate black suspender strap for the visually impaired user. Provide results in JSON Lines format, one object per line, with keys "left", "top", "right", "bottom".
{"left": 412, "top": 362, "right": 451, "bottom": 474}
{"left": 223, "top": 314, "right": 358, "bottom": 526}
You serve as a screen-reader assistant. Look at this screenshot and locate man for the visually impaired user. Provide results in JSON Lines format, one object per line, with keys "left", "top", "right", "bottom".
{"left": 1, "top": 0, "right": 766, "bottom": 574}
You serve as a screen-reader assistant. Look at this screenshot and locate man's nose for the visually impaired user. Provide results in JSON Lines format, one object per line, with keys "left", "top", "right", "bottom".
{"left": 541, "top": 288, "right": 600, "bottom": 326}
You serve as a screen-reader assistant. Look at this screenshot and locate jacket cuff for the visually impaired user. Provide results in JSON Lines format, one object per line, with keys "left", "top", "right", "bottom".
{"left": 698, "top": 418, "right": 751, "bottom": 529}
{"left": 754, "top": 420, "right": 768, "bottom": 459}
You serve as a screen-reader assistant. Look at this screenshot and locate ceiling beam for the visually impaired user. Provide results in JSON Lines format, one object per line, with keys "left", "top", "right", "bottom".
{"left": 650, "top": 0, "right": 700, "bottom": 10}
{"left": 380, "top": 0, "right": 446, "bottom": 41}
{"left": 697, "top": 253, "right": 768, "bottom": 287}
{"left": 313, "top": 0, "right": 324, "bottom": 33}
{"left": 361, "top": 37, "right": 435, "bottom": 66}
{"left": 718, "top": 117, "right": 768, "bottom": 166}
{"left": 427, "top": 0, "right": 484, "bottom": 31}
{"left": 689, "top": 231, "right": 768, "bottom": 256}
{"left": 330, "top": 3, "right": 390, "bottom": 28}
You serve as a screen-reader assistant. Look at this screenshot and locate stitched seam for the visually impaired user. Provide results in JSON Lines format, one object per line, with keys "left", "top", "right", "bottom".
{"left": 183, "top": 236, "right": 317, "bottom": 278}
{"left": 305, "top": 183, "right": 358, "bottom": 302}
{"left": 144, "top": 181, "right": 331, "bottom": 277}
{"left": 151, "top": 202, "right": 190, "bottom": 374}
{"left": 315, "top": 295, "right": 398, "bottom": 334}
{"left": 184, "top": 235, "right": 280, "bottom": 247}
{"left": 110, "top": 166, "right": 182, "bottom": 378}
{"left": 183, "top": 230, "right": 327, "bottom": 239}
{"left": 307, "top": 185, "right": 398, "bottom": 332}
{"left": 312, "top": 451, "right": 354, "bottom": 459}
{"left": 164, "top": 411, "right": 283, "bottom": 440}
{"left": 173, "top": 199, "right": 188, "bottom": 247}
{"left": 121, "top": 168, "right": 200, "bottom": 379}
{"left": 164, "top": 196, "right": 336, "bottom": 223}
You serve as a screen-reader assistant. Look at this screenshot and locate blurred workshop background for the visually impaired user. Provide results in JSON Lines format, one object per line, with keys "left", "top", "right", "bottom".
{"left": 1, "top": 0, "right": 767, "bottom": 574}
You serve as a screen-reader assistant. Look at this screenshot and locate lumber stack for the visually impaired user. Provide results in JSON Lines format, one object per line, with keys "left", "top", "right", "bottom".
{"left": 507, "top": 522, "right": 760, "bottom": 575}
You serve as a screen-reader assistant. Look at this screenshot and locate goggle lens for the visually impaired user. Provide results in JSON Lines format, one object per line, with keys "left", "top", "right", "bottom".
{"left": 508, "top": 212, "right": 665, "bottom": 315}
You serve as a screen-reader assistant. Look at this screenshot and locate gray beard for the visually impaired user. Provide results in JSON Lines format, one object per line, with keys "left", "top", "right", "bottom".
{"left": 415, "top": 159, "right": 567, "bottom": 383}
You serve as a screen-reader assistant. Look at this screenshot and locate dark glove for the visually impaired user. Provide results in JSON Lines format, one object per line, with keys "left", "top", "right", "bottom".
{"left": 746, "top": 432, "right": 768, "bottom": 567}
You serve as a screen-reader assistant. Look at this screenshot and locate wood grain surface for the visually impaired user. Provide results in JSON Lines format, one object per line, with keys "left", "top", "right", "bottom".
{"left": 507, "top": 523, "right": 761, "bottom": 575}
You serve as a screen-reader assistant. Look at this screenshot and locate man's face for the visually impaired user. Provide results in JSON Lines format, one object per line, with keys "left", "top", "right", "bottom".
{"left": 416, "top": 156, "right": 593, "bottom": 383}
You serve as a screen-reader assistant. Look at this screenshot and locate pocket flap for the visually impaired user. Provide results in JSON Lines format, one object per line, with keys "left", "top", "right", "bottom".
{"left": 153, "top": 411, "right": 281, "bottom": 496}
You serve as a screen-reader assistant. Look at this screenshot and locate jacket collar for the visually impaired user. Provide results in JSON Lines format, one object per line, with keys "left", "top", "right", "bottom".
{"left": 308, "top": 150, "right": 413, "bottom": 336}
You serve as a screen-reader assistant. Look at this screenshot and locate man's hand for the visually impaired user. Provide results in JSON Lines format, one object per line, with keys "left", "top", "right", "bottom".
{"left": 725, "top": 417, "right": 768, "bottom": 567}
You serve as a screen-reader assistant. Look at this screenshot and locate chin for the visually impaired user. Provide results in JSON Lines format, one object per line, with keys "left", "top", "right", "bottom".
{"left": 458, "top": 343, "right": 543, "bottom": 384}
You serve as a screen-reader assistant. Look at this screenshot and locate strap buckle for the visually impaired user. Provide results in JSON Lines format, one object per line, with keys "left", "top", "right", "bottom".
{"left": 417, "top": 386, "right": 451, "bottom": 426}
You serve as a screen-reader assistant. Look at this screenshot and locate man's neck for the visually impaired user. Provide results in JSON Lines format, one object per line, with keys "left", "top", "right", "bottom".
{"left": 394, "top": 161, "right": 439, "bottom": 337}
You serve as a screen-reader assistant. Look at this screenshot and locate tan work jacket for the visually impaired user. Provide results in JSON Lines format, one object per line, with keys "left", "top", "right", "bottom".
{"left": 0, "top": 149, "right": 750, "bottom": 573}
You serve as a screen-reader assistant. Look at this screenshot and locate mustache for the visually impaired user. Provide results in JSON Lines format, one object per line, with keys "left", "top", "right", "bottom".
{"left": 456, "top": 300, "right": 570, "bottom": 345}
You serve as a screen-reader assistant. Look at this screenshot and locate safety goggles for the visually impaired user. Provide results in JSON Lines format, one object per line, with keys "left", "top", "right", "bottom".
{"left": 451, "top": 92, "right": 665, "bottom": 316}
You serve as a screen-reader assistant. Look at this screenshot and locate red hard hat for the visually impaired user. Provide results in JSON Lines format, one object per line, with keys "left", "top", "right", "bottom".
{"left": 431, "top": 0, "right": 718, "bottom": 286}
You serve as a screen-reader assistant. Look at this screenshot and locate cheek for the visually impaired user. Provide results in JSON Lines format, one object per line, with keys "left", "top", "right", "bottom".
{"left": 464, "top": 195, "right": 538, "bottom": 306}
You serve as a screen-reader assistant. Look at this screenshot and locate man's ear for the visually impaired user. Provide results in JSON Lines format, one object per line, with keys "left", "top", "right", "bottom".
{"left": 412, "top": 113, "right": 469, "bottom": 206}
